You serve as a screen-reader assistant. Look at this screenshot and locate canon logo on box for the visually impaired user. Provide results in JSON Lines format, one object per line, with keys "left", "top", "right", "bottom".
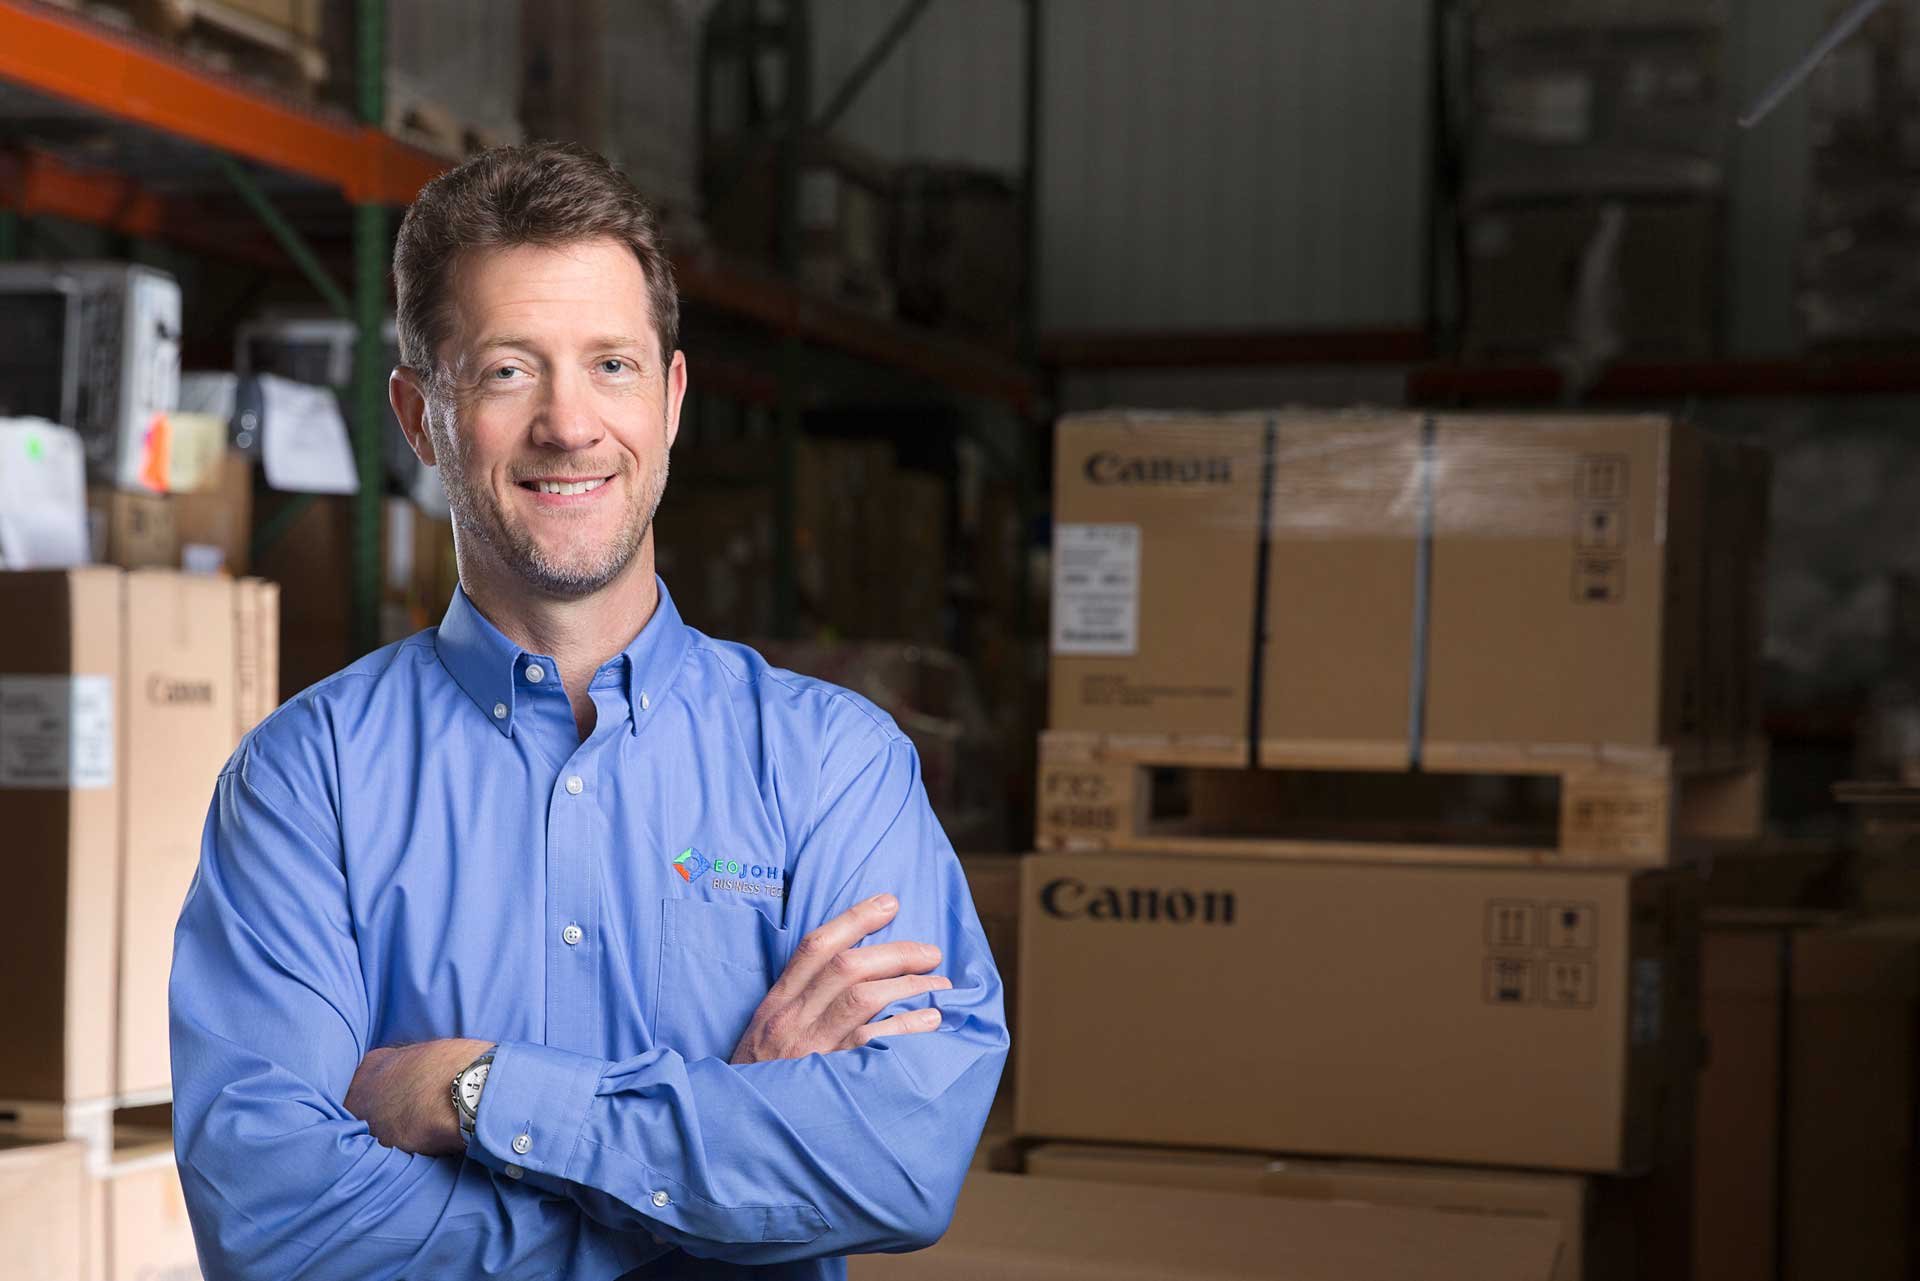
{"left": 1082, "top": 452, "right": 1234, "bottom": 486}
{"left": 147, "top": 674, "right": 215, "bottom": 705}
{"left": 1039, "top": 876, "right": 1237, "bottom": 925}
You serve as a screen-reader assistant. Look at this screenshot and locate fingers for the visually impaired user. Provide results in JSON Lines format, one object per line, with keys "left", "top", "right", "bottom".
{"left": 846, "top": 1006, "right": 945, "bottom": 1048}
{"left": 774, "top": 894, "right": 902, "bottom": 997}
{"left": 819, "top": 973, "right": 952, "bottom": 1040}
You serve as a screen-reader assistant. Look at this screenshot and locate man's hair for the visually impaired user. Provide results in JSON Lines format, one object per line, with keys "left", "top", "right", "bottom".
{"left": 393, "top": 141, "right": 680, "bottom": 385}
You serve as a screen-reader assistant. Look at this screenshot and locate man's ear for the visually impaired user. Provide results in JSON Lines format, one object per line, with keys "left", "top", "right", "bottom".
{"left": 665, "top": 350, "right": 687, "bottom": 450}
{"left": 390, "top": 366, "right": 437, "bottom": 467}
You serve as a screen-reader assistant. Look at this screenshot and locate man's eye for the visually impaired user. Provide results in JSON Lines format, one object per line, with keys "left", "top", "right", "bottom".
{"left": 491, "top": 367, "right": 522, "bottom": 380}
{"left": 600, "top": 359, "right": 627, "bottom": 374}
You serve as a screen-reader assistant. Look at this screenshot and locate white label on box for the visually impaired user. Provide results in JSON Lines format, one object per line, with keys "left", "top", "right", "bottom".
{"left": 0, "top": 675, "right": 114, "bottom": 789}
{"left": 1052, "top": 523, "right": 1141, "bottom": 656}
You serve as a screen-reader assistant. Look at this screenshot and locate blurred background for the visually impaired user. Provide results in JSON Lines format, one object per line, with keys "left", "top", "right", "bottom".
{"left": 4, "top": 1, "right": 1920, "bottom": 1279}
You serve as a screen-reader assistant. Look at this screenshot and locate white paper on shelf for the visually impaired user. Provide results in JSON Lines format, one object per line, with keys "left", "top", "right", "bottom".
{"left": 259, "top": 374, "right": 360, "bottom": 494}
{"left": 0, "top": 418, "right": 90, "bottom": 569}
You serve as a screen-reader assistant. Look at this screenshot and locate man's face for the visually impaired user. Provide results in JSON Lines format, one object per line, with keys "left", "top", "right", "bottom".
{"left": 405, "top": 237, "right": 686, "bottom": 600}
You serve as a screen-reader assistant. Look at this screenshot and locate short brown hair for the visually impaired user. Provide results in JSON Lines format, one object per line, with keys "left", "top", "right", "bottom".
{"left": 393, "top": 141, "right": 680, "bottom": 383}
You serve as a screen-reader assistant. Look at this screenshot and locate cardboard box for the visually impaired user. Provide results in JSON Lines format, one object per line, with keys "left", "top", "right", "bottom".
{"left": 0, "top": 569, "right": 124, "bottom": 1102}
{"left": 117, "top": 571, "right": 236, "bottom": 1098}
{"left": 848, "top": 1170, "right": 1563, "bottom": 1281}
{"left": 172, "top": 452, "right": 254, "bottom": 576}
{"left": 1024, "top": 1144, "right": 1599, "bottom": 1281}
{"left": 1695, "top": 916, "right": 1920, "bottom": 1281}
{"left": 1016, "top": 852, "right": 1689, "bottom": 1172}
{"left": 0, "top": 1138, "right": 89, "bottom": 1281}
{"left": 88, "top": 489, "right": 176, "bottom": 570}
{"left": 1048, "top": 413, "right": 1267, "bottom": 750}
{"left": 90, "top": 1133, "right": 202, "bottom": 1281}
{"left": 1426, "top": 414, "right": 1706, "bottom": 753}
{"left": 1050, "top": 412, "right": 1748, "bottom": 764}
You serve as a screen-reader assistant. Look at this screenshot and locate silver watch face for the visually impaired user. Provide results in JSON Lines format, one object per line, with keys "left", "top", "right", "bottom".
{"left": 459, "top": 1060, "right": 490, "bottom": 1112}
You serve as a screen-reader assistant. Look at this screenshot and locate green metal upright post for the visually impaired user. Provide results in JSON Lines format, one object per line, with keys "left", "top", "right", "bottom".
{"left": 771, "top": 0, "right": 810, "bottom": 640}
{"left": 352, "top": 0, "right": 389, "bottom": 655}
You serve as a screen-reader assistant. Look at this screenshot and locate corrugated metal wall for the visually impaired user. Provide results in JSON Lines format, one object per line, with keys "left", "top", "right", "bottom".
{"left": 813, "top": 0, "right": 1433, "bottom": 335}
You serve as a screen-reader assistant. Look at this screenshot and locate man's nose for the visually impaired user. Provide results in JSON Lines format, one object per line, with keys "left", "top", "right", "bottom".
{"left": 530, "top": 368, "right": 605, "bottom": 453}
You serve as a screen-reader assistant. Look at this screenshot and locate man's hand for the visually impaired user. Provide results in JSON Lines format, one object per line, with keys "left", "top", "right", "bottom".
{"left": 345, "top": 1037, "right": 493, "bottom": 1157}
{"left": 731, "top": 893, "right": 950, "bottom": 1065}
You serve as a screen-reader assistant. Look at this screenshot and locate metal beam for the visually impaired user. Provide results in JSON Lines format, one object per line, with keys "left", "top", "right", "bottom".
{"left": 216, "top": 154, "right": 354, "bottom": 319}
{"left": 813, "top": 0, "right": 931, "bottom": 134}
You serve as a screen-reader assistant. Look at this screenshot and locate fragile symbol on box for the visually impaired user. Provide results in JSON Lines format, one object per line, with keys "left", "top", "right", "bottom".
{"left": 1577, "top": 504, "right": 1625, "bottom": 551}
{"left": 1484, "top": 956, "right": 1534, "bottom": 1005}
{"left": 1545, "top": 902, "right": 1597, "bottom": 951}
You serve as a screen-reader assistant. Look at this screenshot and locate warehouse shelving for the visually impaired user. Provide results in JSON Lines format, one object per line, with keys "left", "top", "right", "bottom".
{"left": 0, "top": 0, "right": 1041, "bottom": 650}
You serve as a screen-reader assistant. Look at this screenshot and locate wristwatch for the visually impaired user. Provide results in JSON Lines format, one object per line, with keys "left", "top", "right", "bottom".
{"left": 451, "top": 1048, "right": 496, "bottom": 1141}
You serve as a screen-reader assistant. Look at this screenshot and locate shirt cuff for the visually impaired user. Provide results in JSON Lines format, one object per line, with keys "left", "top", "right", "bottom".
{"left": 467, "top": 1040, "right": 604, "bottom": 1184}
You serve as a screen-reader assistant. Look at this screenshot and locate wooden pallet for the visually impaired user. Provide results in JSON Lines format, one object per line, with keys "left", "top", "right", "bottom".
{"left": 0, "top": 1093, "right": 171, "bottom": 1173}
{"left": 1036, "top": 730, "right": 1767, "bottom": 865}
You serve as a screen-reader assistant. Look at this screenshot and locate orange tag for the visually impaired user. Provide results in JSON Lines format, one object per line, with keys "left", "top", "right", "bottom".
{"left": 138, "top": 411, "right": 170, "bottom": 492}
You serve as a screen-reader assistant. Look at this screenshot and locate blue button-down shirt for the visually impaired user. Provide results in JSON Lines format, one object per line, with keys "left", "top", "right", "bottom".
{"left": 169, "top": 581, "right": 1008, "bottom": 1280}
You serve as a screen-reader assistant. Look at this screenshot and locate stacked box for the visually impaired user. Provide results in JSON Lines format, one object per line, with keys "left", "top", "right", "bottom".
{"left": 0, "top": 1137, "right": 88, "bottom": 1281}
{"left": 1013, "top": 407, "right": 1772, "bottom": 1274}
{"left": 1, "top": 568, "right": 274, "bottom": 1108}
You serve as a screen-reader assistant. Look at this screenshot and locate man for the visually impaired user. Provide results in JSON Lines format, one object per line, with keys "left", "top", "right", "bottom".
{"left": 169, "top": 142, "right": 1008, "bottom": 1280}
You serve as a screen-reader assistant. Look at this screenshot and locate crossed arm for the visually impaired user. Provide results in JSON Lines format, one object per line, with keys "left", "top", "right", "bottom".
{"left": 170, "top": 740, "right": 1007, "bottom": 1281}
{"left": 342, "top": 894, "right": 952, "bottom": 1157}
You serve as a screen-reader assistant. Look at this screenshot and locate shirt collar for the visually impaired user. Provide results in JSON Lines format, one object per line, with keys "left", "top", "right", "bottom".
{"left": 435, "top": 577, "right": 691, "bottom": 737}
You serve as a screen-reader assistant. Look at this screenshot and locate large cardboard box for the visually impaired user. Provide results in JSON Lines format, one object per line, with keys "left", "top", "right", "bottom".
{"left": 1024, "top": 1144, "right": 1601, "bottom": 1281}
{"left": 1016, "top": 853, "right": 1690, "bottom": 1172}
{"left": 1049, "top": 412, "right": 1745, "bottom": 764}
{"left": 0, "top": 1138, "right": 89, "bottom": 1281}
{"left": 849, "top": 1170, "right": 1562, "bottom": 1281}
{"left": 118, "top": 571, "right": 236, "bottom": 1098}
{"left": 1426, "top": 415, "right": 1706, "bottom": 756}
{"left": 86, "top": 1130, "right": 203, "bottom": 1281}
{"left": 1695, "top": 916, "right": 1920, "bottom": 1281}
{"left": 0, "top": 569, "right": 124, "bottom": 1103}
{"left": 1048, "top": 413, "right": 1267, "bottom": 752}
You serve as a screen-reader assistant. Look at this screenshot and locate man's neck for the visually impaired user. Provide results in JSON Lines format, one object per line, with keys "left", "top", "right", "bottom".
{"left": 457, "top": 538, "right": 661, "bottom": 737}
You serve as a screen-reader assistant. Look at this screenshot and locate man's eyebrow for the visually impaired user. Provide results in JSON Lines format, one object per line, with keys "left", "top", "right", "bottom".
{"left": 473, "top": 334, "right": 539, "bottom": 352}
{"left": 589, "top": 335, "right": 646, "bottom": 351}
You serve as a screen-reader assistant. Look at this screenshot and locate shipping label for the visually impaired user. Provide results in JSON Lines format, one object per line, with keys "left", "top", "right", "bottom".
{"left": 0, "top": 674, "right": 114, "bottom": 789}
{"left": 1052, "top": 523, "right": 1141, "bottom": 655}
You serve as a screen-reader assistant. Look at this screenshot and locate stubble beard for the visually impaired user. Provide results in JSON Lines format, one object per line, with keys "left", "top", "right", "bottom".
{"left": 427, "top": 395, "right": 669, "bottom": 600}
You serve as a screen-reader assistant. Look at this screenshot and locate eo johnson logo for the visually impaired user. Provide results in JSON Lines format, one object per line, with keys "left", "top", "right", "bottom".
{"left": 673, "top": 847, "right": 788, "bottom": 899}
{"left": 1039, "top": 877, "right": 1236, "bottom": 925}
{"left": 1083, "top": 453, "right": 1233, "bottom": 486}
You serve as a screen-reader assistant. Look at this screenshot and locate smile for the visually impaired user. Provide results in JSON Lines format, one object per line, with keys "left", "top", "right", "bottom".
{"left": 520, "top": 477, "right": 611, "bottom": 496}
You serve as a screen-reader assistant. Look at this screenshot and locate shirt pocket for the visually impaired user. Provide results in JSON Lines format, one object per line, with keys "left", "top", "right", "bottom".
{"left": 653, "top": 898, "right": 789, "bottom": 1062}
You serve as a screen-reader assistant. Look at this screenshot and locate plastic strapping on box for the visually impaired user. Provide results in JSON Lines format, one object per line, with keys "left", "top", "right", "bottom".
{"left": 1408, "top": 415, "right": 1437, "bottom": 770}
{"left": 1246, "top": 416, "right": 1280, "bottom": 768}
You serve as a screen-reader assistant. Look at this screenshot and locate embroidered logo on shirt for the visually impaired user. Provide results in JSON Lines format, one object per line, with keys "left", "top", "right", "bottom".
{"left": 673, "top": 846, "right": 790, "bottom": 899}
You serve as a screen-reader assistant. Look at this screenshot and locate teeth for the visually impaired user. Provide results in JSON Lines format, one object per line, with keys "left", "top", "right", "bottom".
{"left": 533, "top": 477, "right": 607, "bottom": 496}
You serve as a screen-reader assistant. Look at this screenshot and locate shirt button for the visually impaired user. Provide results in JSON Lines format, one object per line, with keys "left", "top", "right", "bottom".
{"left": 651, "top": 1189, "right": 671, "bottom": 1208}
{"left": 562, "top": 924, "right": 584, "bottom": 946}
{"left": 492, "top": 702, "right": 507, "bottom": 720}
{"left": 640, "top": 691, "right": 651, "bottom": 711}
{"left": 565, "top": 775, "right": 584, "bottom": 795}
{"left": 512, "top": 1133, "right": 532, "bottom": 1155}
{"left": 525, "top": 663, "right": 545, "bottom": 683}
{"left": 504, "top": 1164, "right": 524, "bottom": 1180}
